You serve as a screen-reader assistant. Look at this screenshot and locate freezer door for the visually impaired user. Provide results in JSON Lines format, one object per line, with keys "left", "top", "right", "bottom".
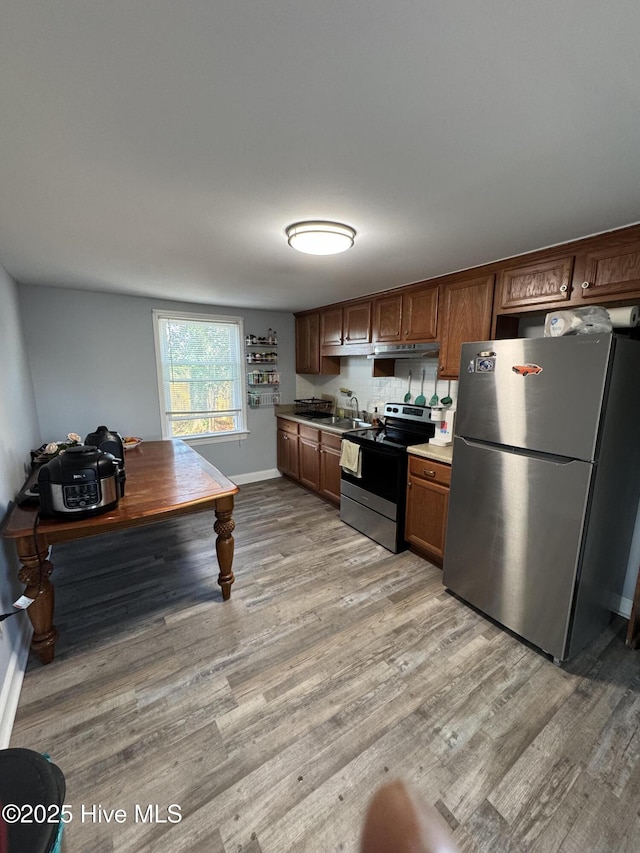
{"left": 456, "top": 335, "right": 613, "bottom": 460}
{"left": 443, "top": 437, "right": 593, "bottom": 661}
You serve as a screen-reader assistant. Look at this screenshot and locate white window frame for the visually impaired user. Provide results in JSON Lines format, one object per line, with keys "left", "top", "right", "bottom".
{"left": 152, "top": 309, "right": 249, "bottom": 444}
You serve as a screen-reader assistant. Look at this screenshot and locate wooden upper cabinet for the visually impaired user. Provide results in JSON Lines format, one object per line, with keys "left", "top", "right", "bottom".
{"left": 579, "top": 240, "right": 640, "bottom": 300}
{"left": 320, "top": 307, "right": 343, "bottom": 346}
{"left": 374, "top": 293, "right": 403, "bottom": 342}
{"left": 403, "top": 285, "right": 439, "bottom": 341}
{"left": 498, "top": 256, "right": 574, "bottom": 310}
{"left": 343, "top": 300, "right": 371, "bottom": 344}
{"left": 439, "top": 275, "right": 495, "bottom": 379}
{"left": 296, "top": 312, "right": 340, "bottom": 375}
{"left": 295, "top": 313, "right": 320, "bottom": 374}
{"left": 374, "top": 284, "right": 438, "bottom": 343}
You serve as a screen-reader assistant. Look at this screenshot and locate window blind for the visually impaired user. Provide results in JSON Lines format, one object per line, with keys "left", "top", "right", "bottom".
{"left": 154, "top": 313, "right": 246, "bottom": 440}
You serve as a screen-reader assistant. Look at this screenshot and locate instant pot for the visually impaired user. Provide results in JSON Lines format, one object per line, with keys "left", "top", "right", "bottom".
{"left": 37, "top": 445, "right": 121, "bottom": 519}
{"left": 85, "top": 425, "right": 126, "bottom": 496}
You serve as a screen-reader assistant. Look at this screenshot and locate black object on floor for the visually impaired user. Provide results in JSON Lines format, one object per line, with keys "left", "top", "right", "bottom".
{"left": 0, "top": 748, "right": 65, "bottom": 853}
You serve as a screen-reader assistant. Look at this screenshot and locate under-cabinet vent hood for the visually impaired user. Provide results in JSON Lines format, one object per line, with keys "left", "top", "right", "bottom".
{"left": 368, "top": 343, "right": 440, "bottom": 359}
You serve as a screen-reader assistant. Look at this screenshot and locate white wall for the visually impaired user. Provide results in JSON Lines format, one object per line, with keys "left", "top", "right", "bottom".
{"left": 18, "top": 285, "right": 295, "bottom": 481}
{"left": 0, "top": 267, "right": 40, "bottom": 746}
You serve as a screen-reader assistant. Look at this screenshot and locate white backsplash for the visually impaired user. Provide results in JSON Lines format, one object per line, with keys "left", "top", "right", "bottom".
{"left": 295, "top": 357, "right": 458, "bottom": 418}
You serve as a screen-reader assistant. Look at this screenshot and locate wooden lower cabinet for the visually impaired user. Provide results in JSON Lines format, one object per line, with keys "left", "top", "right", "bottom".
{"left": 298, "top": 425, "right": 321, "bottom": 491}
{"left": 405, "top": 455, "right": 451, "bottom": 564}
{"left": 276, "top": 419, "right": 299, "bottom": 480}
{"left": 277, "top": 418, "right": 342, "bottom": 506}
{"left": 318, "top": 431, "right": 342, "bottom": 504}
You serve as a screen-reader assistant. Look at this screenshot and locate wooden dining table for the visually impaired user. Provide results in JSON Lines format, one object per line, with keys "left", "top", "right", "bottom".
{"left": 2, "top": 439, "right": 239, "bottom": 664}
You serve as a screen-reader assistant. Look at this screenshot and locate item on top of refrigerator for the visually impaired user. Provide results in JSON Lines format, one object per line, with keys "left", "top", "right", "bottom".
{"left": 607, "top": 305, "right": 639, "bottom": 328}
{"left": 544, "top": 306, "right": 611, "bottom": 337}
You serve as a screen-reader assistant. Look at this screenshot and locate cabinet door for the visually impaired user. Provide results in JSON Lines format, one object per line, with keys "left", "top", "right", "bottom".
{"left": 405, "top": 476, "right": 449, "bottom": 562}
{"left": 373, "top": 294, "right": 403, "bottom": 342}
{"left": 343, "top": 301, "right": 372, "bottom": 344}
{"left": 320, "top": 307, "right": 343, "bottom": 346}
{"left": 439, "top": 275, "right": 494, "bottom": 379}
{"left": 295, "top": 313, "right": 320, "bottom": 374}
{"left": 298, "top": 437, "right": 320, "bottom": 491}
{"left": 319, "top": 445, "right": 341, "bottom": 504}
{"left": 403, "top": 285, "right": 439, "bottom": 341}
{"left": 277, "top": 429, "right": 299, "bottom": 479}
{"left": 498, "top": 257, "right": 574, "bottom": 309}
{"left": 580, "top": 240, "right": 640, "bottom": 300}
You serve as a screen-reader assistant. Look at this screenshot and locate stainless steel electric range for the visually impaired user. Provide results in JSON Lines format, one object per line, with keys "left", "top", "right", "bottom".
{"left": 340, "top": 403, "right": 435, "bottom": 552}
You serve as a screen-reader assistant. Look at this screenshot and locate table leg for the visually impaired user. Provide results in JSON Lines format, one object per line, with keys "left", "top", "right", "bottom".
{"left": 214, "top": 495, "right": 235, "bottom": 600}
{"left": 16, "top": 535, "right": 59, "bottom": 664}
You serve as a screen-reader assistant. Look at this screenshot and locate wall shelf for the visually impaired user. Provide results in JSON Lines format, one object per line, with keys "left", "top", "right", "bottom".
{"left": 245, "top": 330, "right": 280, "bottom": 408}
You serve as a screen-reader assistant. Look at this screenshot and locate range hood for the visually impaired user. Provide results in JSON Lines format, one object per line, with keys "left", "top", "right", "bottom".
{"left": 368, "top": 342, "right": 440, "bottom": 359}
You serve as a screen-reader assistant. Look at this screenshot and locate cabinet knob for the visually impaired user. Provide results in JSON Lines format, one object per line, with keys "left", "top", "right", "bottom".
{"left": 559, "top": 284, "right": 568, "bottom": 293}
{"left": 581, "top": 281, "right": 590, "bottom": 289}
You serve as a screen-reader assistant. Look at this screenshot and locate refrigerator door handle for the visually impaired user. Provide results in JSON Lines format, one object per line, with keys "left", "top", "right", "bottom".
{"left": 457, "top": 436, "right": 586, "bottom": 465}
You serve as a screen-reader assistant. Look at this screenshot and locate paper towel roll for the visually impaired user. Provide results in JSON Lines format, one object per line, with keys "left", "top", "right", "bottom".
{"left": 607, "top": 306, "right": 639, "bottom": 328}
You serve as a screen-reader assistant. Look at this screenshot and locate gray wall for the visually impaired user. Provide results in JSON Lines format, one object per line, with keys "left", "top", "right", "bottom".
{"left": 0, "top": 267, "right": 41, "bottom": 744}
{"left": 18, "top": 285, "right": 295, "bottom": 479}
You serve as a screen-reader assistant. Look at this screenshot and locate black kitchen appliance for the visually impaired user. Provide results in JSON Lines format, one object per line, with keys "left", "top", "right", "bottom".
{"left": 85, "top": 425, "right": 126, "bottom": 495}
{"left": 37, "top": 445, "right": 121, "bottom": 519}
{"left": 340, "top": 403, "right": 435, "bottom": 552}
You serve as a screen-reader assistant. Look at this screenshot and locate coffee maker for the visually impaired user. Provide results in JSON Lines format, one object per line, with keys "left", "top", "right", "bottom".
{"left": 84, "top": 425, "right": 126, "bottom": 495}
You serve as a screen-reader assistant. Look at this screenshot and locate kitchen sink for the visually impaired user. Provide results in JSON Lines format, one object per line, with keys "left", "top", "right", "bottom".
{"left": 312, "top": 416, "right": 368, "bottom": 429}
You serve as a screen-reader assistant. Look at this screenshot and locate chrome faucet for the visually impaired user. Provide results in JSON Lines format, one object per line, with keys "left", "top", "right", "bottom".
{"left": 349, "top": 396, "right": 360, "bottom": 419}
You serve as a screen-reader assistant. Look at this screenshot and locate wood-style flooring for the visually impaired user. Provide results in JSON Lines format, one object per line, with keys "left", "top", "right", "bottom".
{"left": 10, "top": 478, "right": 640, "bottom": 852}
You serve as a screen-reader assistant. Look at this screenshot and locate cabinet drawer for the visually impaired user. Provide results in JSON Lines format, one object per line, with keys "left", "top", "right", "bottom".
{"left": 408, "top": 455, "right": 451, "bottom": 486}
{"left": 277, "top": 418, "right": 298, "bottom": 435}
{"left": 299, "top": 424, "right": 320, "bottom": 442}
{"left": 320, "top": 430, "right": 342, "bottom": 451}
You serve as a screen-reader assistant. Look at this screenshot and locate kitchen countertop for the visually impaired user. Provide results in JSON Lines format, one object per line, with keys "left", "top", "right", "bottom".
{"left": 277, "top": 412, "right": 453, "bottom": 462}
{"left": 407, "top": 443, "right": 453, "bottom": 464}
{"left": 275, "top": 411, "right": 373, "bottom": 436}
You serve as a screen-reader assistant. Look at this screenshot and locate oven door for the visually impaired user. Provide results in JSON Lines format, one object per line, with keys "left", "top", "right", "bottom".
{"left": 340, "top": 439, "right": 404, "bottom": 503}
{"left": 340, "top": 437, "right": 407, "bottom": 552}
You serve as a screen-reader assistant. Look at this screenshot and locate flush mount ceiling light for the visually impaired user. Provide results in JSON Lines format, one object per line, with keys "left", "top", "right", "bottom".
{"left": 286, "top": 220, "right": 356, "bottom": 255}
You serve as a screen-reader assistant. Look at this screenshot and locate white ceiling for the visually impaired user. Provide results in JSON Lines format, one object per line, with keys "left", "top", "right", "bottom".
{"left": 1, "top": 1, "right": 640, "bottom": 312}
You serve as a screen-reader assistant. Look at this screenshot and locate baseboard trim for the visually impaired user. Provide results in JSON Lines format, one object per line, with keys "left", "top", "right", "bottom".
{"left": 611, "top": 594, "right": 633, "bottom": 620}
{"left": 230, "top": 468, "right": 281, "bottom": 486}
{"left": 0, "top": 615, "right": 32, "bottom": 748}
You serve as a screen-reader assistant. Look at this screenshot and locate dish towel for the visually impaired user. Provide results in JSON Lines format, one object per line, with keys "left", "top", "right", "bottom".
{"left": 340, "top": 439, "right": 362, "bottom": 477}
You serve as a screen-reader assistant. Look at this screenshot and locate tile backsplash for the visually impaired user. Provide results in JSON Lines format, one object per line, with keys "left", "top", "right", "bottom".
{"left": 295, "top": 357, "right": 458, "bottom": 418}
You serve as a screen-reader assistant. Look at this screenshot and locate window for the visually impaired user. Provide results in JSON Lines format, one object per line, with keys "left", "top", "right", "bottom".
{"left": 152, "top": 310, "right": 248, "bottom": 442}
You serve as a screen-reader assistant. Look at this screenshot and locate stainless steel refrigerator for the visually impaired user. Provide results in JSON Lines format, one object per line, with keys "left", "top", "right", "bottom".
{"left": 442, "top": 334, "right": 640, "bottom": 663}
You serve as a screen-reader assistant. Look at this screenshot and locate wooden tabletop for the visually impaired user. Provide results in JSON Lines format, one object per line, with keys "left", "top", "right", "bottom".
{"left": 3, "top": 439, "right": 239, "bottom": 543}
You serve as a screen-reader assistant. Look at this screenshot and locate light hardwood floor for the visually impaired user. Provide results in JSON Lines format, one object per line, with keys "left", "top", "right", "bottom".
{"left": 10, "top": 478, "right": 640, "bottom": 852}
